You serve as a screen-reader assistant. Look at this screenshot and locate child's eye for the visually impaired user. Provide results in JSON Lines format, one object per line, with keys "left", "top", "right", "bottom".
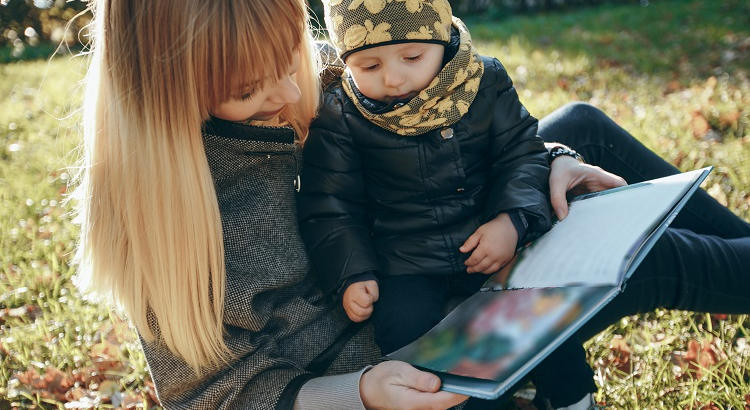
{"left": 240, "top": 92, "right": 255, "bottom": 101}
{"left": 362, "top": 64, "right": 379, "bottom": 71}
{"left": 405, "top": 55, "right": 422, "bottom": 61}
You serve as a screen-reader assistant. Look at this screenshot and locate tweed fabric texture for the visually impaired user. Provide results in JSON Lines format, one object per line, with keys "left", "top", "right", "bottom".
{"left": 138, "top": 127, "right": 380, "bottom": 409}
{"left": 324, "top": 0, "right": 453, "bottom": 59}
{"left": 340, "top": 17, "right": 484, "bottom": 136}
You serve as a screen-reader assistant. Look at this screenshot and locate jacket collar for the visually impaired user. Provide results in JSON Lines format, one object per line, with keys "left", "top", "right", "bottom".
{"left": 202, "top": 116, "right": 295, "bottom": 144}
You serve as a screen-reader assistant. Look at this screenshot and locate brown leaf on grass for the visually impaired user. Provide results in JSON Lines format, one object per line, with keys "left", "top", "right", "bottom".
{"left": 690, "top": 111, "right": 711, "bottom": 139}
{"left": 672, "top": 150, "right": 687, "bottom": 168}
{"left": 719, "top": 110, "right": 740, "bottom": 129}
{"left": 0, "top": 304, "right": 43, "bottom": 323}
{"left": 672, "top": 337, "right": 727, "bottom": 380}
{"left": 598, "top": 59, "right": 621, "bottom": 68}
{"left": 665, "top": 80, "right": 681, "bottom": 95}
{"left": 744, "top": 393, "right": 750, "bottom": 410}
{"left": 711, "top": 313, "right": 728, "bottom": 321}
{"left": 71, "top": 367, "right": 104, "bottom": 386}
{"left": 145, "top": 380, "right": 161, "bottom": 406}
{"left": 89, "top": 341, "right": 127, "bottom": 374}
{"left": 605, "top": 335, "right": 632, "bottom": 374}
{"left": 13, "top": 367, "right": 74, "bottom": 402}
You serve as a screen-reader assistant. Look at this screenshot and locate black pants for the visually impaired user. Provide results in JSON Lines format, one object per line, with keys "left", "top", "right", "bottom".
{"left": 373, "top": 273, "right": 489, "bottom": 355}
{"left": 527, "top": 102, "right": 750, "bottom": 407}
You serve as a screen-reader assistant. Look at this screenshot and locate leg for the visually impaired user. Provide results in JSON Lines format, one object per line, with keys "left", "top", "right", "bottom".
{"left": 372, "top": 275, "right": 448, "bottom": 355}
{"left": 576, "top": 227, "right": 750, "bottom": 341}
{"left": 538, "top": 102, "right": 750, "bottom": 238}
{"left": 531, "top": 341, "right": 596, "bottom": 408}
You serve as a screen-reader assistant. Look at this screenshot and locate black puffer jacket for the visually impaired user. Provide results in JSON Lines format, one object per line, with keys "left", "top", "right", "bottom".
{"left": 299, "top": 56, "right": 552, "bottom": 294}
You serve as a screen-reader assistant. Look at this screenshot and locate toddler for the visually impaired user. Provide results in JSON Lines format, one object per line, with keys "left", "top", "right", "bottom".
{"left": 300, "top": 1, "right": 596, "bottom": 408}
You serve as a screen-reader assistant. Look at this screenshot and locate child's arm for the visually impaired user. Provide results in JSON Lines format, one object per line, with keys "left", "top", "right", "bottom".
{"left": 481, "top": 57, "right": 554, "bottom": 245}
{"left": 298, "top": 92, "right": 380, "bottom": 296}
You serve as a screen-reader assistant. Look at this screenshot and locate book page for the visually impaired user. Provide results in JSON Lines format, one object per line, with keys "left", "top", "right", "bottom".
{"left": 503, "top": 170, "right": 703, "bottom": 289}
{"left": 388, "top": 286, "right": 615, "bottom": 393}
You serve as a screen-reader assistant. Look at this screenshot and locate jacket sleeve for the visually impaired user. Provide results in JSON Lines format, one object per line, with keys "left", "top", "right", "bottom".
{"left": 139, "top": 325, "right": 307, "bottom": 409}
{"left": 140, "top": 330, "right": 364, "bottom": 410}
{"left": 482, "top": 58, "right": 553, "bottom": 239}
{"left": 298, "top": 93, "right": 380, "bottom": 294}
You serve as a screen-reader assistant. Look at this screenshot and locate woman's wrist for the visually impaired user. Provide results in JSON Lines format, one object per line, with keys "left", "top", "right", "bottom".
{"left": 548, "top": 145, "right": 585, "bottom": 164}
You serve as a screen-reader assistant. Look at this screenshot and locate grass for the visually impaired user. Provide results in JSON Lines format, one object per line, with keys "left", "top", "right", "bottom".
{"left": 1, "top": 0, "right": 748, "bottom": 408}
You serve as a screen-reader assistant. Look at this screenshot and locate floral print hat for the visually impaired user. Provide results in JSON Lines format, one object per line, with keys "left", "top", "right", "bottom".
{"left": 323, "top": 0, "right": 453, "bottom": 61}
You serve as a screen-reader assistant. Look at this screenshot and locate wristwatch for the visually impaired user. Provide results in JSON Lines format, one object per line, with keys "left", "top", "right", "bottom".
{"left": 548, "top": 145, "right": 585, "bottom": 164}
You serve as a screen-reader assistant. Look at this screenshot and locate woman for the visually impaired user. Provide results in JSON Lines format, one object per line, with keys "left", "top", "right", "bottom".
{"left": 73, "top": 0, "right": 749, "bottom": 408}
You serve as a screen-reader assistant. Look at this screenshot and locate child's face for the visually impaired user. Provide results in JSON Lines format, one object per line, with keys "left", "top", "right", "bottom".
{"left": 212, "top": 51, "right": 301, "bottom": 122}
{"left": 346, "top": 42, "right": 444, "bottom": 103}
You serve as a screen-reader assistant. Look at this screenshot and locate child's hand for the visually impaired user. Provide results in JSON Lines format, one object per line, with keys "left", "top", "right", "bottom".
{"left": 459, "top": 213, "right": 517, "bottom": 274}
{"left": 342, "top": 280, "right": 379, "bottom": 322}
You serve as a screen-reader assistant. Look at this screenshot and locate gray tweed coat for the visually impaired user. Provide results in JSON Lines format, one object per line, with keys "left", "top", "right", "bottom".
{"left": 138, "top": 119, "right": 381, "bottom": 409}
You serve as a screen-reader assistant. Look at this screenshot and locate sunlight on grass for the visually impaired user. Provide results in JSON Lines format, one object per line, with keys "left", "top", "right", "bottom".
{"left": 1, "top": 0, "right": 748, "bottom": 408}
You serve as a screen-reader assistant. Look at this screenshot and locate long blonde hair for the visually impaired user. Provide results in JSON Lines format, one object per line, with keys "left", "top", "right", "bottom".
{"left": 74, "top": 0, "right": 320, "bottom": 374}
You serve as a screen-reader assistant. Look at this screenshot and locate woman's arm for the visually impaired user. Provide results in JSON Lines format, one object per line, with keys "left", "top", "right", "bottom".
{"left": 295, "top": 361, "right": 468, "bottom": 410}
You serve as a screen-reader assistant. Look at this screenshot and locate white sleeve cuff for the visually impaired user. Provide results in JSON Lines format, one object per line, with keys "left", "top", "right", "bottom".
{"left": 293, "top": 366, "right": 373, "bottom": 410}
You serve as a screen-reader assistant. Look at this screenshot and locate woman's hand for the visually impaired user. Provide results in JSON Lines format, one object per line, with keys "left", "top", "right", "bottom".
{"left": 360, "top": 361, "right": 468, "bottom": 410}
{"left": 549, "top": 155, "right": 626, "bottom": 220}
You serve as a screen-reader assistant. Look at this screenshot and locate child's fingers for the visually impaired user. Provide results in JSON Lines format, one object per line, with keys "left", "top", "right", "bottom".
{"left": 352, "top": 291, "right": 374, "bottom": 308}
{"left": 365, "top": 281, "right": 379, "bottom": 302}
{"left": 464, "top": 246, "right": 487, "bottom": 267}
{"left": 469, "top": 256, "right": 495, "bottom": 274}
{"left": 344, "top": 302, "right": 363, "bottom": 322}
{"left": 349, "top": 304, "right": 373, "bottom": 322}
{"left": 459, "top": 232, "right": 481, "bottom": 253}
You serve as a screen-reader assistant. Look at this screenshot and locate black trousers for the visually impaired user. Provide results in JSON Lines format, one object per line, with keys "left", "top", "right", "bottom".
{"left": 527, "top": 102, "right": 750, "bottom": 407}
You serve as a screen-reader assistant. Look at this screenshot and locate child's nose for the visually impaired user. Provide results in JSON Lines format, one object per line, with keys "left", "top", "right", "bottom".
{"left": 383, "top": 69, "right": 405, "bottom": 89}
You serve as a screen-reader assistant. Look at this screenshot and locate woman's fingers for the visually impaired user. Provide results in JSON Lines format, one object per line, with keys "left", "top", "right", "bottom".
{"left": 360, "top": 361, "right": 469, "bottom": 410}
{"left": 582, "top": 165, "right": 627, "bottom": 192}
{"left": 549, "top": 156, "right": 580, "bottom": 220}
{"left": 549, "top": 156, "right": 627, "bottom": 220}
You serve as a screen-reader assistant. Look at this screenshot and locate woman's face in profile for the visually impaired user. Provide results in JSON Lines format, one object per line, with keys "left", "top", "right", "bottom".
{"left": 212, "top": 51, "right": 302, "bottom": 122}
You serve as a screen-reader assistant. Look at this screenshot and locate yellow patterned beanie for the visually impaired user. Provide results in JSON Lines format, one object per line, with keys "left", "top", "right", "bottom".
{"left": 323, "top": 0, "right": 454, "bottom": 60}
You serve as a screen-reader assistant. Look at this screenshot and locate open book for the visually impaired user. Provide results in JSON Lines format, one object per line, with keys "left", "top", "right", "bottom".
{"left": 387, "top": 167, "right": 712, "bottom": 400}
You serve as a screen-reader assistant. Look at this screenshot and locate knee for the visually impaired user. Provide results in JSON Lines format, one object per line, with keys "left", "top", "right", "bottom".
{"left": 540, "top": 102, "right": 608, "bottom": 144}
{"left": 542, "top": 102, "right": 635, "bottom": 149}
{"left": 557, "top": 101, "right": 604, "bottom": 121}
